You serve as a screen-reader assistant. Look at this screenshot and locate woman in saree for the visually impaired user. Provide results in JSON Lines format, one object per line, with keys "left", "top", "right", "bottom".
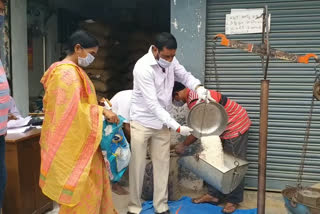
{"left": 39, "top": 30, "right": 119, "bottom": 214}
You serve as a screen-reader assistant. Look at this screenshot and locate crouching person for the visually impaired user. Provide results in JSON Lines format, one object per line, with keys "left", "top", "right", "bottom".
{"left": 172, "top": 82, "right": 251, "bottom": 214}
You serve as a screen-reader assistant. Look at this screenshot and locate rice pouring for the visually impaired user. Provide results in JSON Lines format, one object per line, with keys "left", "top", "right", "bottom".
{"left": 199, "top": 135, "right": 228, "bottom": 172}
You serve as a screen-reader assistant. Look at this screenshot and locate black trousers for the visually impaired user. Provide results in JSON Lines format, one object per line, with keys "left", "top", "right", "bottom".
{"left": 207, "top": 130, "right": 249, "bottom": 204}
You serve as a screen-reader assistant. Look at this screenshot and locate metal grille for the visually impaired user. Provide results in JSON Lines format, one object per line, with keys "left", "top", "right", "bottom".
{"left": 205, "top": 0, "right": 320, "bottom": 190}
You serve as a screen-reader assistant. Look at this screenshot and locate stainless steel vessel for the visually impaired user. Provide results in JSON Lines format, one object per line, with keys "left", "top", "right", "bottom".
{"left": 187, "top": 101, "right": 228, "bottom": 138}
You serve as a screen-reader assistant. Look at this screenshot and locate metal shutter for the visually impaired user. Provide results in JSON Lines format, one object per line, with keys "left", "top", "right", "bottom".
{"left": 205, "top": 0, "right": 320, "bottom": 190}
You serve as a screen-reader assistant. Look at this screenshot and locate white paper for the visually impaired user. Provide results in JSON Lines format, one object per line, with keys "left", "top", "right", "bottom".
{"left": 7, "top": 126, "right": 31, "bottom": 134}
{"left": 225, "top": 8, "right": 271, "bottom": 35}
{"left": 7, "top": 116, "right": 32, "bottom": 129}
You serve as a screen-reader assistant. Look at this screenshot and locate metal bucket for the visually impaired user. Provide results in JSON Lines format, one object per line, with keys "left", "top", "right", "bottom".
{"left": 179, "top": 152, "right": 249, "bottom": 194}
{"left": 282, "top": 187, "right": 320, "bottom": 214}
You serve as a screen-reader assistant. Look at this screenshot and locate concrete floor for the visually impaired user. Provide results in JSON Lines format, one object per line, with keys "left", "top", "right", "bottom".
{"left": 45, "top": 186, "right": 287, "bottom": 214}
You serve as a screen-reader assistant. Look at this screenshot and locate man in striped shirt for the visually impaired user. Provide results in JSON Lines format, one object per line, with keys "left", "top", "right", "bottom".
{"left": 172, "top": 82, "right": 251, "bottom": 214}
{"left": 0, "top": 0, "right": 10, "bottom": 211}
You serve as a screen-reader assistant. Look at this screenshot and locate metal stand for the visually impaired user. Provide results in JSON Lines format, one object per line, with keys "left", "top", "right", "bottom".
{"left": 257, "top": 7, "right": 270, "bottom": 214}
{"left": 212, "top": 5, "right": 320, "bottom": 214}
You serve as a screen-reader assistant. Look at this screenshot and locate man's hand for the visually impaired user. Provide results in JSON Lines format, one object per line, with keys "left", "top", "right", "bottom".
{"left": 8, "top": 113, "right": 17, "bottom": 121}
{"left": 177, "top": 126, "right": 193, "bottom": 136}
{"left": 175, "top": 143, "right": 187, "bottom": 155}
{"left": 103, "top": 109, "right": 119, "bottom": 124}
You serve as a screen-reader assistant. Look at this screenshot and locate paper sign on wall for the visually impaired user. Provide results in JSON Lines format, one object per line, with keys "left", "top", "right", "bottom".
{"left": 225, "top": 8, "right": 271, "bottom": 35}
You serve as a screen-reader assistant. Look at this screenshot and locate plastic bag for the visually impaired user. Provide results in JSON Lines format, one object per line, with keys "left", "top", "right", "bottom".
{"left": 100, "top": 116, "right": 131, "bottom": 182}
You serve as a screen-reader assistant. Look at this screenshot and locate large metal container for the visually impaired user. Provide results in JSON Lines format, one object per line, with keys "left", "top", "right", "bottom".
{"left": 179, "top": 152, "right": 249, "bottom": 194}
{"left": 187, "top": 102, "right": 228, "bottom": 138}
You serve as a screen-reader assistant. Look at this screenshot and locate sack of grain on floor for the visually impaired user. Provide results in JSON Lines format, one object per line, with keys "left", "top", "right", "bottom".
{"left": 87, "top": 56, "right": 116, "bottom": 70}
{"left": 85, "top": 69, "right": 113, "bottom": 82}
{"left": 80, "top": 21, "right": 112, "bottom": 38}
{"left": 142, "top": 157, "right": 181, "bottom": 201}
{"left": 130, "top": 31, "right": 152, "bottom": 44}
{"left": 127, "top": 50, "right": 145, "bottom": 64}
{"left": 92, "top": 80, "right": 108, "bottom": 93}
{"left": 127, "top": 42, "right": 150, "bottom": 53}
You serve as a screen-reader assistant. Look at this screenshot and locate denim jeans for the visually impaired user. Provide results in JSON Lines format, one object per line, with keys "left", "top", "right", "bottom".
{"left": 0, "top": 135, "right": 6, "bottom": 209}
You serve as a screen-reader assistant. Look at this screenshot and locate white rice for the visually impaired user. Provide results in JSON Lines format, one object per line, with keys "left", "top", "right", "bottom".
{"left": 199, "top": 135, "right": 228, "bottom": 172}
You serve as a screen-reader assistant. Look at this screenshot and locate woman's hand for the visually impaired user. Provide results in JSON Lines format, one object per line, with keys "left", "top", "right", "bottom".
{"left": 99, "top": 98, "right": 106, "bottom": 106}
{"left": 103, "top": 109, "right": 119, "bottom": 124}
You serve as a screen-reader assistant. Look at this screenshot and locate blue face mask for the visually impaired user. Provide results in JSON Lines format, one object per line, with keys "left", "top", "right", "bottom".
{"left": 0, "top": 16, "right": 4, "bottom": 28}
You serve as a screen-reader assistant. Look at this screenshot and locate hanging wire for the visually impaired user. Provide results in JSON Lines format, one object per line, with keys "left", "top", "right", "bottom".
{"left": 296, "top": 65, "right": 320, "bottom": 187}
{"left": 212, "top": 39, "right": 220, "bottom": 92}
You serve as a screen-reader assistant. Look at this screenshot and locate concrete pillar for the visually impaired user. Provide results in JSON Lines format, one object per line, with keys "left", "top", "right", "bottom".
{"left": 10, "top": 0, "right": 29, "bottom": 116}
{"left": 171, "top": 0, "right": 207, "bottom": 83}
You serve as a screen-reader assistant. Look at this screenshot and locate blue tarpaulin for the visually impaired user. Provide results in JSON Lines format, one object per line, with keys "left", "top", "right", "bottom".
{"left": 141, "top": 197, "right": 257, "bottom": 214}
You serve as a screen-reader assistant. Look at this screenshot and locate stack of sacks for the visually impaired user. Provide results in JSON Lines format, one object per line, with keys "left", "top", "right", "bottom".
{"left": 80, "top": 20, "right": 116, "bottom": 100}
{"left": 124, "top": 31, "right": 155, "bottom": 92}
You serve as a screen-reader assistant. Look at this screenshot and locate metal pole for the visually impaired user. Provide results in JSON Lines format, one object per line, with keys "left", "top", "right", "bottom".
{"left": 257, "top": 80, "right": 269, "bottom": 214}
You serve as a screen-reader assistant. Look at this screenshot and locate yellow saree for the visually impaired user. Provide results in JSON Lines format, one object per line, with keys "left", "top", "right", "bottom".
{"left": 39, "top": 60, "right": 117, "bottom": 214}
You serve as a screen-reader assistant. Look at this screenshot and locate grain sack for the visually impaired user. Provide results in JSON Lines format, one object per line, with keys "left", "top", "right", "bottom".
{"left": 85, "top": 69, "right": 112, "bottom": 82}
{"left": 92, "top": 80, "right": 107, "bottom": 93}
{"left": 127, "top": 50, "right": 145, "bottom": 64}
{"left": 142, "top": 157, "right": 181, "bottom": 201}
{"left": 80, "top": 21, "right": 112, "bottom": 38}
{"left": 130, "top": 31, "right": 151, "bottom": 43}
{"left": 97, "top": 48, "right": 111, "bottom": 57}
{"left": 127, "top": 42, "right": 150, "bottom": 53}
{"left": 95, "top": 36, "right": 111, "bottom": 48}
{"left": 88, "top": 56, "right": 115, "bottom": 70}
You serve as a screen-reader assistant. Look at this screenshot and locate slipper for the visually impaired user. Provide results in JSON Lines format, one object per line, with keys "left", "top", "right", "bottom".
{"left": 223, "top": 202, "right": 238, "bottom": 213}
{"left": 192, "top": 194, "right": 220, "bottom": 205}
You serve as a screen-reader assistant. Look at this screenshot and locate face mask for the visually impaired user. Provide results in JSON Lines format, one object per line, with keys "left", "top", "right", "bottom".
{"left": 78, "top": 52, "right": 95, "bottom": 67}
{"left": 172, "top": 99, "right": 185, "bottom": 107}
{"left": 157, "top": 57, "right": 171, "bottom": 69}
{"left": 0, "top": 16, "right": 4, "bottom": 28}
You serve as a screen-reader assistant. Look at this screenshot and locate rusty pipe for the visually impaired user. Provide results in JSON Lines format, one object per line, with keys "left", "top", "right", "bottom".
{"left": 257, "top": 80, "right": 269, "bottom": 214}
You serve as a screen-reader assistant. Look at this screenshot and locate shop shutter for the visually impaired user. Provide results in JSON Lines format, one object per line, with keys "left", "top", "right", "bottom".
{"left": 205, "top": 0, "right": 320, "bottom": 190}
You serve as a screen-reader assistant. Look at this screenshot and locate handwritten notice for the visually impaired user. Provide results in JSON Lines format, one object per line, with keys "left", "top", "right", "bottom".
{"left": 225, "top": 9, "right": 271, "bottom": 35}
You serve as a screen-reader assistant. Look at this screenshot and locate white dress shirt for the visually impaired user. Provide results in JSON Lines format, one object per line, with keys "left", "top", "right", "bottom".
{"left": 130, "top": 46, "right": 201, "bottom": 130}
{"left": 110, "top": 90, "right": 132, "bottom": 123}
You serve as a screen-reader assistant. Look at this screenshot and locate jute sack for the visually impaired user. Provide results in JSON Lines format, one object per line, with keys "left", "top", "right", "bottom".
{"left": 88, "top": 56, "right": 115, "bottom": 70}
{"left": 127, "top": 42, "right": 150, "bottom": 53}
{"left": 92, "top": 80, "right": 107, "bottom": 93}
{"left": 95, "top": 36, "right": 112, "bottom": 48}
{"left": 130, "top": 31, "right": 152, "bottom": 43}
{"left": 142, "top": 156, "right": 181, "bottom": 201}
{"left": 80, "top": 21, "right": 112, "bottom": 38}
{"left": 97, "top": 48, "right": 111, "bottom": 57}
{"left": 85, "top": 69, "right": 113, "bottom": 82}
{"left": 127, "top": 50, "right": 146, "bottom": 64}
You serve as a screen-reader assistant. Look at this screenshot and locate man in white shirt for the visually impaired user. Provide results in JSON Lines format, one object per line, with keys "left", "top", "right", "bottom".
{"left": 128, "top": 32, "right": 209, "bottom": 214}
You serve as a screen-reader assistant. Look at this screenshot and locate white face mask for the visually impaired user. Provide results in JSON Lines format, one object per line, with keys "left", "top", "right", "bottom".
{"left": 157, "top": 57, "right": 172, "bottom": 69}
{"left": 78, "top": 52, "right": 95, "bottom": 67}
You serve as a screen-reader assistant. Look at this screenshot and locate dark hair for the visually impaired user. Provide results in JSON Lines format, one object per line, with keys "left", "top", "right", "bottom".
{"left": 172, "top": 81, "right": 186, "bottom": 97}
{"left": 154, "top": 32, "right": 177, "bottom": 51}
{"left": 60, "top": 30, "right": 99, "bottom": 59}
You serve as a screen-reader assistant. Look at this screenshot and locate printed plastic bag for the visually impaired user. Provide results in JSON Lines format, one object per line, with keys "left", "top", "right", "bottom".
{"left": 100, "top": 116, "right": 131, "bottom": 182}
